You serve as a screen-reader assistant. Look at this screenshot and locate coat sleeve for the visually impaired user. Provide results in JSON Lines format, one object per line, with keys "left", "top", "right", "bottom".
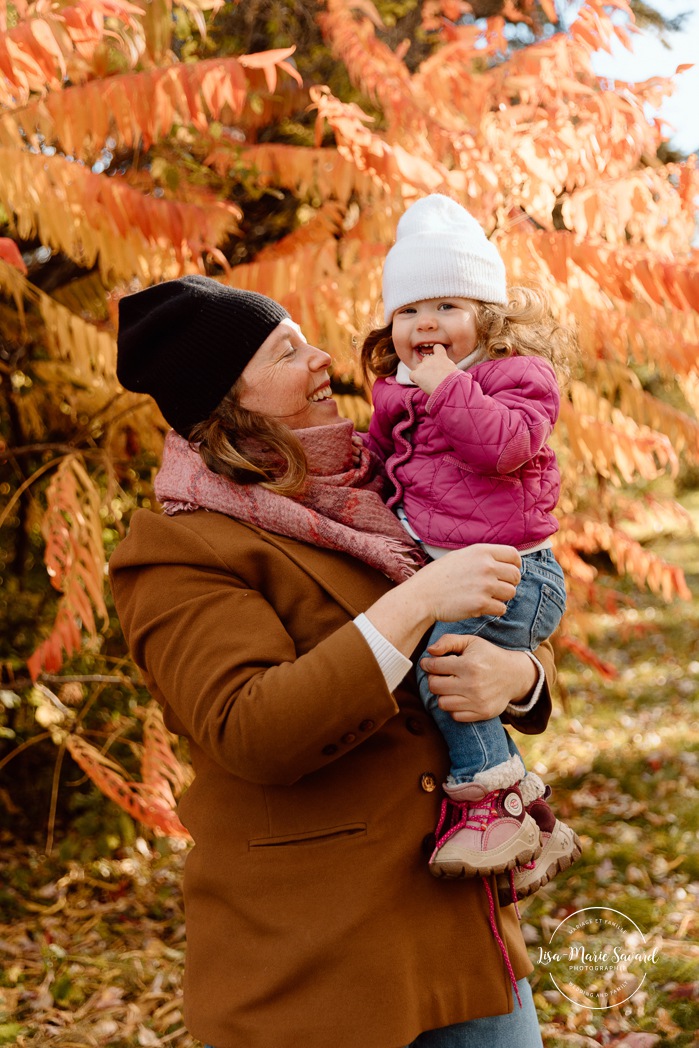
{"left": 425, "top": 357, "right": 560, "bottom": 474}
{"left": 109, "top": 514, "right": 400, "bottom": 786}
{"left": 502, "top": 639, "right": 554, "bottom": 736}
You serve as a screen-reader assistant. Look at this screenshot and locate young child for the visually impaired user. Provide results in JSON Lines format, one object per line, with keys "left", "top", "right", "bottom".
{"left": 361, "top": 194, "right": 581, "bottom": 903}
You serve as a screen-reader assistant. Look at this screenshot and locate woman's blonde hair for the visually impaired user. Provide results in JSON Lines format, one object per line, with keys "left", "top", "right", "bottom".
{"left": 361, "top": 286, "right": 576, "bottom": 385}
{"left": 188, "top": 382, "right": 308, "bottom": 496}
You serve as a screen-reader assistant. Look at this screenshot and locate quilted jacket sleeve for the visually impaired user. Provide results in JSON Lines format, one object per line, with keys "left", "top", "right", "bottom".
{"left": 364, "top": 378, "right": 400, "bottom": 464}
{"left": 426, "top": 356, "right": 560, "bottom": 475}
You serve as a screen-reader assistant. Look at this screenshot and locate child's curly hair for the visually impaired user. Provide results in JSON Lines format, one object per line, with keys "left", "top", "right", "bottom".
{"left": 360, "top": 286, "right": 577, "bottom": 387}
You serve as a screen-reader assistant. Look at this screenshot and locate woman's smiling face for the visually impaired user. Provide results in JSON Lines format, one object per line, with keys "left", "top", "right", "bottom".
{"left": 391, "top": 297, "right": 479, "bottom": 370}
{"left": 237, "top": 319, "right": 339, "bottom": 429}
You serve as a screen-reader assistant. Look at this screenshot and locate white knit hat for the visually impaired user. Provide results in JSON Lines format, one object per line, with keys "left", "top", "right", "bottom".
{"left": 382, "top": 194, "right": 508, "bottom": 323}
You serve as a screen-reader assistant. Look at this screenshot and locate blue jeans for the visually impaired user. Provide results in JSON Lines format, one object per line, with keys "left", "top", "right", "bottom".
{"left": 204, "top": 978, "right": 542, "bottom": 1048}
{"left": 417, "top": 549, "right": 566, "bottom": 784}
{"left": 403, "top": 978, "right": 542, "bottom": 1047}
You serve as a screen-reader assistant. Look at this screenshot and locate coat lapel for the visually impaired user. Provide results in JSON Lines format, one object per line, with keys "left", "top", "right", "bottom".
{"left": 236, "top": 520, "right": 394, "bottom": 618}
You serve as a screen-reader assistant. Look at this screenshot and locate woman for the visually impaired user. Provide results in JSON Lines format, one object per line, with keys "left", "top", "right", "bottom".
{"left": 110, "top": 275, "right": 555, "bottom": 1048}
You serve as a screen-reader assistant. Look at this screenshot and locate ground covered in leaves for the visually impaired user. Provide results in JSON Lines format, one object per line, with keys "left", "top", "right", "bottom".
{"left": 1, "top": 502, "right": 698, "bottom": 1047}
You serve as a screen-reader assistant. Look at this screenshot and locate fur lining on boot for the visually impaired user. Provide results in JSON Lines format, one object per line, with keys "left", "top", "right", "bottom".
{"left": 472, "top": 753, "right": 525, "bottom": 793}
{"left": 519, "top": 772, "right": 547, "bottom": 806}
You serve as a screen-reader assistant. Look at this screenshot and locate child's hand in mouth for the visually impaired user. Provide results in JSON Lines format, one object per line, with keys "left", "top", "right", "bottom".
{"left": 409, "top": 344, "right": 458, "bottom": 395}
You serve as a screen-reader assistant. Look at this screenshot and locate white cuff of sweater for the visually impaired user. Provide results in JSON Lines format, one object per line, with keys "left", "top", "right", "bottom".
{"left": 505, "top": 651, "right": 545, "bottom": 718}
{"left": 353, "top": 614, "right": 413, "bottom": 693}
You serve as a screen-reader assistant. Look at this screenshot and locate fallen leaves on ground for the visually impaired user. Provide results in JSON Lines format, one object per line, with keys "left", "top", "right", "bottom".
{"left": 0, "top": 840, "right": 197, "bottom": 1047}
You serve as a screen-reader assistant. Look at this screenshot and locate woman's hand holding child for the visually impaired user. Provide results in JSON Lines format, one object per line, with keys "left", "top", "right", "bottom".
{"left": 416, "top": 542, "right": 521, "bottom": 624}
{"left": 420, "top": 634, "right": 539, "bottom": 722}
{"left": 364, "top": 543, "right": 521, "bottom": 660}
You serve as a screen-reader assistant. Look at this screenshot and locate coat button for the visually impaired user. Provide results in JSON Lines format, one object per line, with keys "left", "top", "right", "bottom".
{"left": 358, "top": 719, "right": 375, "bottom": 732}
{"left": 420, "top": 773, "right": 438, "bottom": 793}
{"left": 341, "top": 733, "right": 357, "bottom": 745}
{"left": 322, "top": 744, "right": 338, "bottom": 756}
{"left": 406, "top": 716, "right": 425, "bottom": 735}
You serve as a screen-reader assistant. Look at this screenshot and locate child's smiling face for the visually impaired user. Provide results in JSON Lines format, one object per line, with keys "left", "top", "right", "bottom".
{"left": 391, "top": 297, "right": 479, "bottom": 370}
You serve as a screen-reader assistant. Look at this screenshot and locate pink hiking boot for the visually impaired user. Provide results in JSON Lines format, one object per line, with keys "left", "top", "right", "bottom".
{"left": 428, "top": 781, "right": 542, "bottom": 878}
{"left": 496, "top": 789, "right": 582, "bottom": 906}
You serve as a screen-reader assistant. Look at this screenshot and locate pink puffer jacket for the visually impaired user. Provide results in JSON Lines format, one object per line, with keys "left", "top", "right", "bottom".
{"left": 365, "top": 355, "right": 560, "bottom": 551}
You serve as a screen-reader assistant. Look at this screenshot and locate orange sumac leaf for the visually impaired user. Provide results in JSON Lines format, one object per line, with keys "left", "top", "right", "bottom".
{"left": 0, "top": 146, "right": 241, "bottom": 282}
{"left": 27, "top": 455, "right": 107, "bottom": 681}
{"left": 139, "top": 703, "right": 193, "bottom": 799}
{"left": 556, "top": 635, "right": 618, "bottom": 679}
{"left": 558, "top": 516, "right": 692, "bottom": 602}
{"left": 65, "top": 734, "right": 191, "bottom": 839}
{"left": 238, "top": 46, "right": 303, "bottom": 90}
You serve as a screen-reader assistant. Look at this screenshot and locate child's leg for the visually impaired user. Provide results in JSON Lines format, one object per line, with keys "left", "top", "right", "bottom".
{"left": 490, "top": 548, "right": 566, "bottom": 651}
{"left": 419, "top": 625, "right": 540, "bottom": 878}
{"left": 417, "top": 619, "right": 519, "bottom": 785}
{"left": 420, "top": 644, "right": 515, "bottom": 784}
{"left": 422, "top": 553, "right": 572, "bottom": 879}
{"left": 505, "top": 729, "right": 521, "bottom": 762}
{"left": 417, "top": 549, "right": 566, "bottom": 784}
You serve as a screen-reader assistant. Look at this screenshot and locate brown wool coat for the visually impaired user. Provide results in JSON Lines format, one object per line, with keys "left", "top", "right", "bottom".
{"left": 109, "top": 508, "right": 554, "bottom": 1048}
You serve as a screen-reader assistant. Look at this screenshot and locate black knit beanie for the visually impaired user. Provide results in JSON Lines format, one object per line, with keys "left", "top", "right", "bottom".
{"left": 116, "top": 275, "right": 291, "bottom": 437}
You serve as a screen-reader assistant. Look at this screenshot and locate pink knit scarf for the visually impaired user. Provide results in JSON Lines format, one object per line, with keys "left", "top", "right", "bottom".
{"left": 154, "top": 419, "right": 424, "bottom": 583}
